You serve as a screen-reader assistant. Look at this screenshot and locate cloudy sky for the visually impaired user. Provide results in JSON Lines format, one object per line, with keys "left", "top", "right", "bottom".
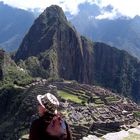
{"left": 1, "top": 0, "right": 140, "bottom": 19}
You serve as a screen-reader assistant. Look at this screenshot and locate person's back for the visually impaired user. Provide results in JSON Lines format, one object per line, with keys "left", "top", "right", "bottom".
{"left": 29, "top": 93, "right": 72, "bottom": 140}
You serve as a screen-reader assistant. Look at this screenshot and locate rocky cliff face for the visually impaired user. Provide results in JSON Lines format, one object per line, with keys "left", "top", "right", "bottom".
{"left": 15, "top": 5, "right": 84, "bottom": 81}
{"left": 0, "top": 50, "right": 4, "bottom": 80}
{"left": 93, "top": 42, "right": 140, "bottom": 101}
{"left": 68, "top": 3, "right": 140, "bottom": 60}
{"left": 15, "top": 5, "right": 140, "bottom": 103}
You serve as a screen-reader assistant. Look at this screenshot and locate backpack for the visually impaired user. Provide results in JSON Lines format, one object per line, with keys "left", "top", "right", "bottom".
{"left": 46, "top": 114, "right": 67, "bottom": 139}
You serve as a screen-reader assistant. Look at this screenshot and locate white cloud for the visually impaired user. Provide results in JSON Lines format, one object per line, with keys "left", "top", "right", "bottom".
{"left": 95, "top": 6, "right": 123, "bottom": 20}
{"left": 95, "top": 11, "right": 117, "bottom": 20}
{"left": 1, "top": 0, "right": 98, "bottom": 15}
{"left": 1, "top": 0, "right": 140, "bottom": 18}
{"left": 96, "top": 0, "right": 140, "bottom": 18}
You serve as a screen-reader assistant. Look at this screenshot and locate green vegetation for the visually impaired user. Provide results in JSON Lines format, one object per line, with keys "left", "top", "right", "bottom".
{"left": 94, "top": 98, "right": 104, "bottom": 104}
{"left": 105, "top": 96, "right": 119, "bottom": 102}
{"left": 24, "top": 56, "right": 45, "bottom": 77}
{"left": 78, "top": 90, "right": 85, "bottom": 95}
{"left": 92, "top": 95, "right": 100, "bottom": 99}
{"left": 0, "top": 52, "right": 33, "bottom": 87}
{"left": 0, "top": 50, "right": 4, "bottom": 65}
{"left": 58, "top": 90, "right": 86, "bottom": 104}
{"left": 61, "top": 87, "right": 89, "bottom": 99}
{"left": 133, "top": 112, "right": 140, "bottom": 118}
{"left": 2, "top": 65, "right": 33, "bottom": 86}
{"left": 20, "top": 55, "right": 51, "bottom": 79}
{"left": 48, "top": 48, "right": 59, "bottom": 79}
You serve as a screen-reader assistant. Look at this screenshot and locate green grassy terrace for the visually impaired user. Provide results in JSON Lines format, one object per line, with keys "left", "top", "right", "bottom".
{"left": 58, "top": 90, "right": 87, "bottom": 104}
{"left": 134, "top": 112, "right": 140, "bottom": 118}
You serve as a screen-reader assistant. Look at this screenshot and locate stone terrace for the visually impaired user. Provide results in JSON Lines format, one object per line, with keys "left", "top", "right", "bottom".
{"left": 19, "top": 80, "right": 140, "bottom": 140}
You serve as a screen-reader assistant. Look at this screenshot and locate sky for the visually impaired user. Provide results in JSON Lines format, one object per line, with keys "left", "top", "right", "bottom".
{"left": 1, "top": 0, "right": 140, "bottom": 19}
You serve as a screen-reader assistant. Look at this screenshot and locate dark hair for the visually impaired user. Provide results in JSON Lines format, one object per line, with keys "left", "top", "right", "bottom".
{"left": 42, "top": 111, "right": 55, "bottom": 121}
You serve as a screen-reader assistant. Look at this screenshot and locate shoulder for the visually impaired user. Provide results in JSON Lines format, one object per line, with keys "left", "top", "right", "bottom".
{"left": 31, "top": 117, "right": 44, "bottom": 128}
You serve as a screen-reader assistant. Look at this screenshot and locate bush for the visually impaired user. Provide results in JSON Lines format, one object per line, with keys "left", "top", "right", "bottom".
{"left": 3, "top": 65, "right": 33, "bottom": 86}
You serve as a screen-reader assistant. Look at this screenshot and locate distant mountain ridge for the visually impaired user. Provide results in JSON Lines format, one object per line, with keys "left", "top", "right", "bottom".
{"left": 14, "top": 5, "right": 140, "bottom": 103}
{"left": 0, "top": 2, "right": 34, "bottom": 52}
{"left": 68, "top": 3, "right": 140, "bottom": 59}
{"left": 1, "top": 2, "right": 140, "bottom": 61}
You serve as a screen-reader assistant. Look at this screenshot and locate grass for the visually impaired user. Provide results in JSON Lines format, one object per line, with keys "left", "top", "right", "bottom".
{"left": 105, "top": 96, "right": 119, "bottom": 102}
{"left": 58, "top": 90, "right": 85, "bottom": 104}
{"left": 133, "top": 112, "right": 140, "bottom": 118}
{"left": 92, "top": 95, "right": 100, "bottom": 99}
{"left": 94, "top": 99, "right": 104, "bottom": 104}
{"left": 78, "top": 90, "right": 85, "bottom": 95}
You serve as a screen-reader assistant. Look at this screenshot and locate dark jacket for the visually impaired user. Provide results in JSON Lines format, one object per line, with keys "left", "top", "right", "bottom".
{"left": 29, "top": 115, "right": 73, "bottom": 140}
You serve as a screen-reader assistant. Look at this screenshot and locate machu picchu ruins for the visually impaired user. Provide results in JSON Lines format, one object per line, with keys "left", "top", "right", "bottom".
{"left": 17, "top": 79, "right": 140, "bottom": 140}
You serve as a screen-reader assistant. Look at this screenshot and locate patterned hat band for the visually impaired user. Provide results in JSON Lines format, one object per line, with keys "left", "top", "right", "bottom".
{"left": 41, "top": 97, "right": 57, "bottom": 113}
{"left": 37, "top": 93, "right": 59, "bottom": 114}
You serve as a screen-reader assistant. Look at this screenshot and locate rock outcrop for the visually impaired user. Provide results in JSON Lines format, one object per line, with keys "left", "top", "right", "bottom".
{"left": 14, "top": 5, "right": 140, "bottom": 103}
{"left": 0, "top": 49, "right": 4, "bottom": 80}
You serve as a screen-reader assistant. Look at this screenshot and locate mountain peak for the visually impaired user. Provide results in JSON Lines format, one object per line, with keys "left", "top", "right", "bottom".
{"left": 37, "top": 5, "right": 67, "bottom": 25}
{"left": 15, "top": 5, "right": 78, "bottom": 61}
{"left": 44, "top": 5, "right": 66, "bottom": 18}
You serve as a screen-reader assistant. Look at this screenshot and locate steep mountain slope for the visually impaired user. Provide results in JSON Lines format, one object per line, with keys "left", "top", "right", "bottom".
{"left": 0, "top": 49, "right": 4, "bottom": 80}
{"left": 14, "top": 5, "right": 140, "bottom": 103}
{"left": 0, "top": 2, "right": 34, "bottom": 52}
{"left": 93, "top": 43, "right": 140, "bottom": 101}
{"left": 0, "top": 49, "right": 32, "bottom": 86}
{"left": 1, "top": 1, "right": 140, "bottom": 61}
{"left": 15, "top": 5, "right": 84, "bottom": 81}
{"left": 68, "top": 3, "right": 140, "bottom": 60}
{"left": 0, "top": 50, "right": 33, "bottom": 139}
